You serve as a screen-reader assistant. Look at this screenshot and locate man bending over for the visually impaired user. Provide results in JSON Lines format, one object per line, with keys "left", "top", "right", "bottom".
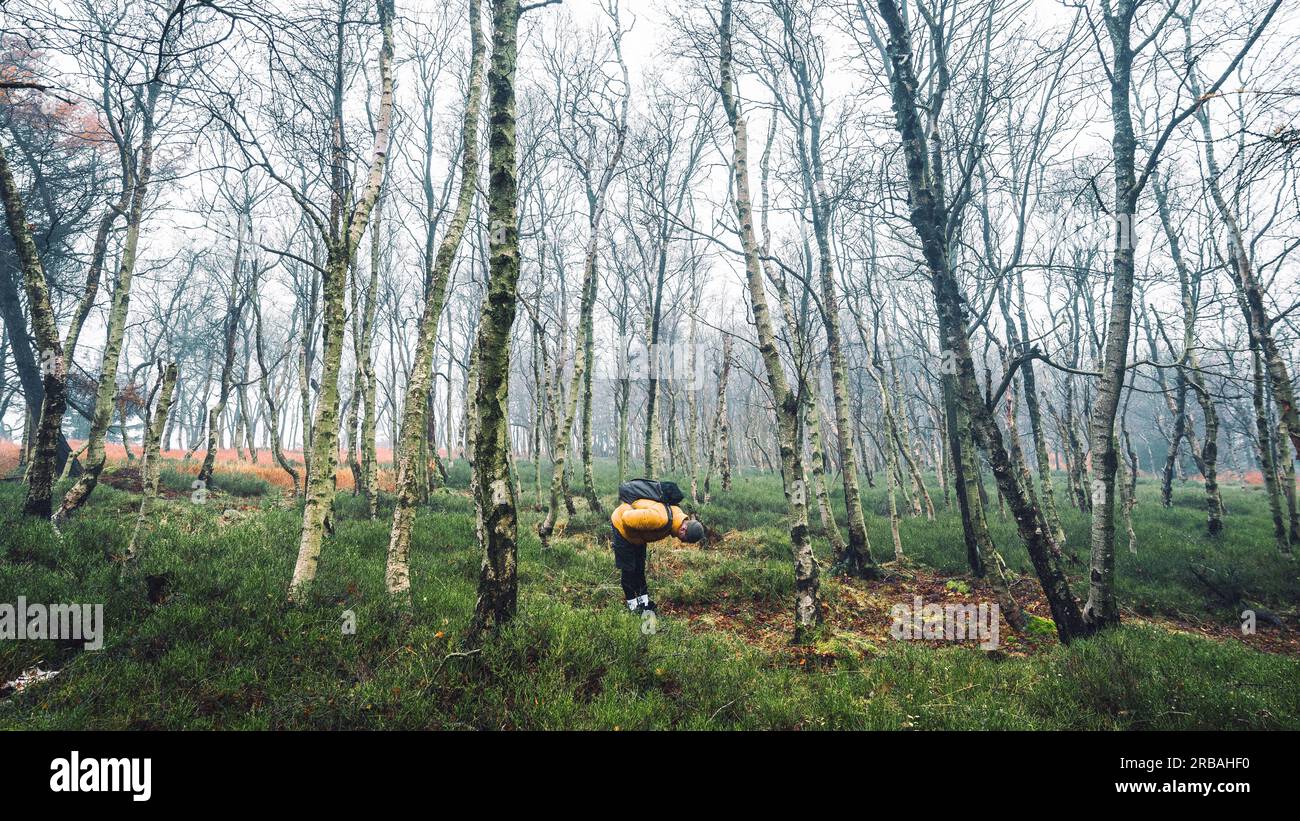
{"left": 610, "top": 484, "right": 705, "bottom": 616}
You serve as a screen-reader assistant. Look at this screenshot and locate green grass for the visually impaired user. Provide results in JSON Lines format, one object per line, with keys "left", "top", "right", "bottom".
{"left": 157, "top": 466, "right": 273, "bottom": 499}
{"left": 733, "top": 467, "right": 1297, "bottom": 620}
{"left": 1, "top": 459, "right": 1297, "bottom": 729}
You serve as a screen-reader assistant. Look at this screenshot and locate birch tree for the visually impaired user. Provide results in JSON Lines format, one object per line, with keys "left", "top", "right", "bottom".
{"left": 537, "top": 1, "right": 629, "bottom": 546}
{"left": 469, "top": 0, "right": 561, "bottom": 637}
{"left": 717, "top": 0, "right": 823, "bottom": 642}
{"left": 1081, "top": 0, "right": 1281, "bottom": 628}
{"left": 386, "top": 0, "right": 484, "bottom": 603}
{"left": 283, "top": 0, "right": 396, "bottom": 600}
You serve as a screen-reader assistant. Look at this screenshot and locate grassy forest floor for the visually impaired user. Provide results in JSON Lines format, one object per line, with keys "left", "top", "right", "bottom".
{"left": 2, "top": 455, "right": 1299, "bottom": 730}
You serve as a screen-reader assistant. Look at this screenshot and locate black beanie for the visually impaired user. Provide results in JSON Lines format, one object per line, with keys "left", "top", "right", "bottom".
{"left": 682, "top": 520, "right": 706, "bottom": 544}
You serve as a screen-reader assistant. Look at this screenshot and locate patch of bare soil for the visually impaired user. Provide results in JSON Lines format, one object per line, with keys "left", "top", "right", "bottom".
{"left": 657, "top": 539, "right": 1300, "bottom": 662}
{"left": 103, "top": 466, "right": 144, "bottom": 493}
{"left": 553, "top": 526, "right": 1298, "bottom": 662}
{"left": 661, "top": 561, "right": 1058, "bottom": 663}
{"left": 103, "top": 466, "right": 189, "bottom": 499}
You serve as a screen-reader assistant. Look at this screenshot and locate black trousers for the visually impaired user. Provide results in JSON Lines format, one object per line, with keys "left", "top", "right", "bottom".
{"left": 611, "top": 529, "right": 648, "bottom": 601}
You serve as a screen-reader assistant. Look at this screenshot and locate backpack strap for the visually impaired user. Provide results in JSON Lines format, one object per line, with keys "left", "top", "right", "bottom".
{"left": 651, "top": 481, "right": 673, "bottom": 536}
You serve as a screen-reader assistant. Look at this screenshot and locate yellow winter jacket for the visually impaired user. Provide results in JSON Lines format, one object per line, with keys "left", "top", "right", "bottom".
{"left": 611, "top": 499, "right": 687, "bottom": 544}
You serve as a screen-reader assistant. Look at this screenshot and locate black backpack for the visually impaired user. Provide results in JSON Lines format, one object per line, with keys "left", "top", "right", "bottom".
{"left": 618, "top": 478, "right": 685, "bottom": 508}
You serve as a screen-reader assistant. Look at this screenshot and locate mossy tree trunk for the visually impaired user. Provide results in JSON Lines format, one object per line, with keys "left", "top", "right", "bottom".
{"left": 1079, "top": 1, "right": 1140, "bottom": 631}
{"left": 469, "top": 0, "right": 526, "bottom": 638}
{"left": 128, "top": 361, "right": 178, "bottom": 558}
{"left": 719, "top": 0, "right": 822, "bottom": 643}
{"left": 288, "top": 0, "right": 395, "bottom": 600}
{"left": 354, "top": 191, "right": 384, "bottom": 519}
{"left": 878, "top": 0, "right": 1070, "bottom": 639}
{"left": 0, "top": 142, "right": 67, "bottom": 518}
{"left": 55, "top": 80, "right": 161, "bottom": 525}
{"left": 386, "top": 0, "right": 483, "bottom": 603}
{"left": 579, "top": 278, "right": 601, "bottom": 514}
